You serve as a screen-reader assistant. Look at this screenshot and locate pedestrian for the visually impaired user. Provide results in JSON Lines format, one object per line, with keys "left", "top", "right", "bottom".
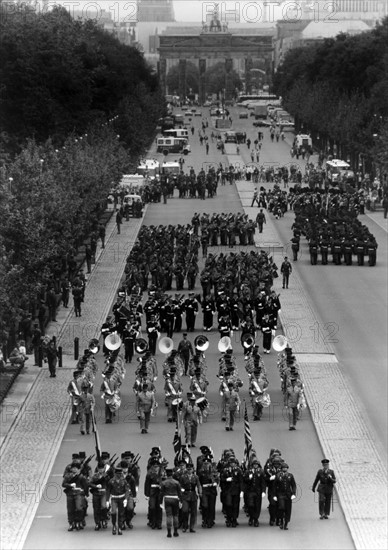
{"left": 136, "top": 382, "right": 156, "bottom": 434}
{"left": 44, "top": 338, "right": 58, "bottom": 377}
{"left": 250, "top": 187, "right": 260, "bottom": 207}
{"left": 72, "top": 285, "right": 83, "bottom": 317}
{"left": 61, "top": 277, "right": 71, "bottom": 307}
{"left": 206, "top": 142, "right": 209, "bottom": 155}
{"left": 85, "top": 244, "right": 92, "bottom": 274}
{"left": 31, "top": 322, "right": 42, "bottom": 366}
{"left": 89, "top": 461, "right": 109, "bottom": 531}
{"left": 98, "top": 224, "right": 106, "bottom": 249}
{"left": 78, "top": 386, "right": 95, "bottom": 435}
{"left": 255, "top": 209, "right": 266, "bottom": 233}
{"left": 160, "top": 468, "right": 182, "bottom": 538}
{"left": 47, "top": 287, "right": 57, "bottom": 322}
{"left": 182, "top": 393, "right": 202, "bottom": 448}
{"left": 273, "top": 463, "right": 296, "bottom": 530}
{"left": 291, "top": 236, "right": 300, "bottom": 261}
{"left": 312, "top": 459, "right": 337, "bottom": 519}
{"left": 116, "top": 209, "right": 122, "bottom": 234}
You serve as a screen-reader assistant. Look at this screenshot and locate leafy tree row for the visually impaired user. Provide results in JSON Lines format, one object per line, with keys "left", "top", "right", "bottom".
{"left": 273, "top": 17, "right": 388, "bottom": 173}
{"left": 0, "top": 5, "right": 165, "bottom": 346}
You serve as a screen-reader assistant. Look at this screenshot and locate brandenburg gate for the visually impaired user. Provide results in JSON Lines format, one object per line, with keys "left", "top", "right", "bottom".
{"left": 157, "top": 17, "right": 274, "bottom": 103}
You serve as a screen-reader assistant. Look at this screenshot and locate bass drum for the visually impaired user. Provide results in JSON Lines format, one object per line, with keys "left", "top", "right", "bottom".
{"left": 106, "top": 393, "right": 121, "bottom": 412}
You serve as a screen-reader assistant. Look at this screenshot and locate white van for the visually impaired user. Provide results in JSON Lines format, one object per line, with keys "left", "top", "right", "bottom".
{"left": 120, "top": 174, "right": 145, "bottom": 187}
{"left": 161, "top": 162, "right": 181, "bottom": 175}
{"left": 123, "top": 194, "right": 144, "bottom": 217}
{"left": 137, "top": 159, "right": 160, "bottom": 178}
{"left": 157, "top": 137, "right": 185, "bottom": 154}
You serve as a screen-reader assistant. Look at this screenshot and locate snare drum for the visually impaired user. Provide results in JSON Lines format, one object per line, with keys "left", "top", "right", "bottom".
{"left": 172, "top": 398, "right": 183, "bottom": 412}
{"left": 196, "top": 397, "right": 209, "bottom": 411}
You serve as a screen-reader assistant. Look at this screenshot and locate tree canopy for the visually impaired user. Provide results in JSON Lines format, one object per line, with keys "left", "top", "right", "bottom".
{"left": 273, "top": 17, "right": 388, "bottom": 170}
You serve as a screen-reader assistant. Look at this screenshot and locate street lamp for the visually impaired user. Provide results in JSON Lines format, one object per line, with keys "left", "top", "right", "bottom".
{"left": 8, "top": 177, "right": 13, "bottom": 193}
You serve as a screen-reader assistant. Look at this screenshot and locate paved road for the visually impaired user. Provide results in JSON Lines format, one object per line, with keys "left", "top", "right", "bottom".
{"left": 21, "top": 108, "right": 357, "bottom": 549}
{"left": 230, "top": 109, "right": 388, "bottom": 457}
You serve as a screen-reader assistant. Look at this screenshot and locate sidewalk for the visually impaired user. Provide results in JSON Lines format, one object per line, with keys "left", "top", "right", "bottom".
{"left": 228, "top": 151, "right": 387, "bottom": 549}
{"left": 0, "top": 209, "right": 145, "bottom": 550}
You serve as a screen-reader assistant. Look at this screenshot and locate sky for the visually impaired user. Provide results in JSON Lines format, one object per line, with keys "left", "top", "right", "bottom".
{"left": 34, "top": 0, "right": 294, "bottom": 24}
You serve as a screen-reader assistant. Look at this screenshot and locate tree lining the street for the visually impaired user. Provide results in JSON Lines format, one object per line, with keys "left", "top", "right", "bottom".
{"left": 0, "top": 4, "right": 165, "bottom": 345}
{"left": 273, "top": 17, "right": 388, "bottom": 172}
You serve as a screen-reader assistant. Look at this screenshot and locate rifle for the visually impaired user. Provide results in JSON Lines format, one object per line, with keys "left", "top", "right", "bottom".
{"left": 80, "top": 454, "right": 95, "bottom": 475}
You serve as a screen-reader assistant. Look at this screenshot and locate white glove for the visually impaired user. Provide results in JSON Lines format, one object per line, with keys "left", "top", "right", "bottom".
{"left": 179, "top": 502, "right": 183, "bottom": 509}
{"left": 107, "top": 500, "right": 111, "bottom": 508}
{"left": 273, "top": 496, "right": 278, "bottom": 502}
{"left": 240, "top": 491, "right": 244, "bottom": 497}
{"left": 226, "top": 477, "right": 232, "bottom": 482}
{"left": 160, "top": 503, "right": 164, "bottom": 509}
{"left": 71, "top": 483, "right": 76, "bottom": 488}
{"left": 97, "top": 484, "right": 102, "bottom": 489}
{"left": 262, "top": 492, "right": 266, "bottom": 497}
{"left": 291, "top": 495, "right": 296, "bottom": 500}
{"left": 249, "top": 474, "right": 253, "bottom": 479}
{"left": 270, "top": 475, "right": 275, "bottom": 481}
{"left": 123, "top": 499, "right": 127, "bottom": 507}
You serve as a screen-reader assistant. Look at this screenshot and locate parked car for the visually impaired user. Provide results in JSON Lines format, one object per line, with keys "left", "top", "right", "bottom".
{"left": 194, "top": 111, "right": 202, "bottom": 116}
{"left": 239, "top": 112, "right": 248, "bottom": 119}
{"left": 253, "top": 119, "right": 272, "bottom": 127}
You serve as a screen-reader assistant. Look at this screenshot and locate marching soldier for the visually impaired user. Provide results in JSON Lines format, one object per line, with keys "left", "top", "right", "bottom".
{"left": 198, "top": 456, "right": 219, "bottom": 528}
{"left": 312, "top": 459, "right": 337, "bottom": 519}
{"left": 220, "top": 456, "right": 242, "bottom": 527}
{"left": 285, "top": 376, "right": 303, "bottom": 430}
{"left": 106, "top": 467, "right": 131, "bottom": 535}
{"left": 177, "top": 333, "right": 194, "bottom": 375}
{"left": 89, "top": 461, "right": 109, "bottom": 530}
{"left": 120, "top": 459, "right": 138, "bottom": 529}
{"left": 184, "top": 293, "right": 199, "bottom": 332}
{"left": 179, "top": 462, "right": 202, "bottom": 532}
{"left": 182, "top": 393, "right": 202, "bottom": 448}
{"left": 144, "top": 456, "right": 164, "bottom": 530}
{"left": 160, "top": 467, "right": 182, "bottom": 538}
{"left": 62, "top": 461, "right": 89, "bottom": 531}
{"left": 146, "top": 314, "right": 160, "bottom": 355}
{"left": 243, "top": 459, "right": 266, "bottom": 526}
{"left": 273, "top": 463, "right": 296, "bottom": 530}
{"left": 164, "top": 368, "right": 182, "bottom": 422}
{"left": 223, "top": 382, "right": 240, "bottom": 432}
{"left": 136, "top": 382, "right": 156, "bottom": 434}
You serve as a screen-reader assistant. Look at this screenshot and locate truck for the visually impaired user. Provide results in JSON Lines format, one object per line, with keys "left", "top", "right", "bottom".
{"left": 254, "top": 104, "right": 268, "bottom": 119}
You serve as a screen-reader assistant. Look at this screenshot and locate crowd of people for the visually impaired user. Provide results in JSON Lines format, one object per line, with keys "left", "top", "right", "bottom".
{"left": 289, "top": 189, "right": 379, "bottom": 265}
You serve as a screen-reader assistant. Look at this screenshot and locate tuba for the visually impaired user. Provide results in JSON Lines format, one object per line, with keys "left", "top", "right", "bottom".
{"left": 88, "top": 338, "right": 100, "bottom": 354}
{"left": 218, "top": 336, "right": 231, "bottom": 353}
{"left": 135, "top": 338, "right": 148, "bottom": 354}
{"left": 194, "top": 335, "right": 209, "bottom": 352}
{"left": 241, "top": 333, "right": 255, "bottom": 349}
{"left": 104, "top": 332, "right": 122, "bottom": 351}
{"left": 272, "top": 335, "right": 288, "bottom": 352}
{"left": 159, "top": 337, "right": 174, "bottom": 354}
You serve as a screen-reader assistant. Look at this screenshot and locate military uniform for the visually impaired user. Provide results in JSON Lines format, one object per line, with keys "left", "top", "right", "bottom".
{"left": 274, "top": 464, "right": 296, "bottom": 530}
{"left": 180, "top": 464, "right": 201, "bottom": 532}
{"left": 312, "top": 459, "right": 336, "bottom": 519}
{"left": 243, "top": 461, "right": 266, "bottom": 526}
{"left": 160, "top": 469, "right": 182, "bottom": 537}
{"left": 106, "top": 468, "right": 130, "bottom": 535}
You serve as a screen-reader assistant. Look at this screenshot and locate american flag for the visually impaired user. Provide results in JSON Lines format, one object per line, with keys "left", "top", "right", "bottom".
{"left": 243, "top": 401, "right": 253, "bottom": 467}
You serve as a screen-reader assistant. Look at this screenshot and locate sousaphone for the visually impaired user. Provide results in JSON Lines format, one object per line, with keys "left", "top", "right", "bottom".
{"left": 159, "top": 337, "right": 174, "bottom": 354}
{"left": 194, "top": 335, "right": 209, "bottom": 352}
{"left": 218, "top": 336, "right": 231, "bottom": 353}
{"left": 104, "top": 332, "right": 122, "bottom": 351}
{"left": 272, "top": 335, "right": 288, "bottom": 352}
{"left": 135, "top": 338, "right": 148, "bottom": 354}
{"left": 88, "top": 338, "right": 100, "bottom": 354}
{"left": 241, "top": 333, "right": 255, "bottom": 349}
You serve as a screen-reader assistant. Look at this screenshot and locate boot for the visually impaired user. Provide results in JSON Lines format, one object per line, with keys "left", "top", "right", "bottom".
{"left": 68, "top": 523, "right": 75, "bottom": 531}
{"left": 173, "top": 529, "right": 179, "bottom": 537}
{"left": 284, "top": 522, "right": 289, "bottom": 530}
{"left": 112, "top": 525, "right": 117, "bottom": 535}
{"left": 167, "top": 529, "right": 172, "bottom": 538}
{"left": 117, "top": 526, "right": 122, "bottom": 535}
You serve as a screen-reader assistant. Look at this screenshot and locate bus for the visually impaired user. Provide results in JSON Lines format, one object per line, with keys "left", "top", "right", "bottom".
{"left": 237, "top": 93, "right": 281, "bottom": 106}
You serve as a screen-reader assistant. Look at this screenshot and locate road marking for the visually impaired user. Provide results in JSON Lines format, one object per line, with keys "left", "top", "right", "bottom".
{"left": 62, "top": 439, "right": 77, "bottom": 442}
{"left": 51, "top": 474, "right": 63, "bottom": 477}
{"left": 36, "top": 516, "right": 53, "bottom": 519}
{"left": 295, "top": 353, "right": 338, "bottom": 363}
